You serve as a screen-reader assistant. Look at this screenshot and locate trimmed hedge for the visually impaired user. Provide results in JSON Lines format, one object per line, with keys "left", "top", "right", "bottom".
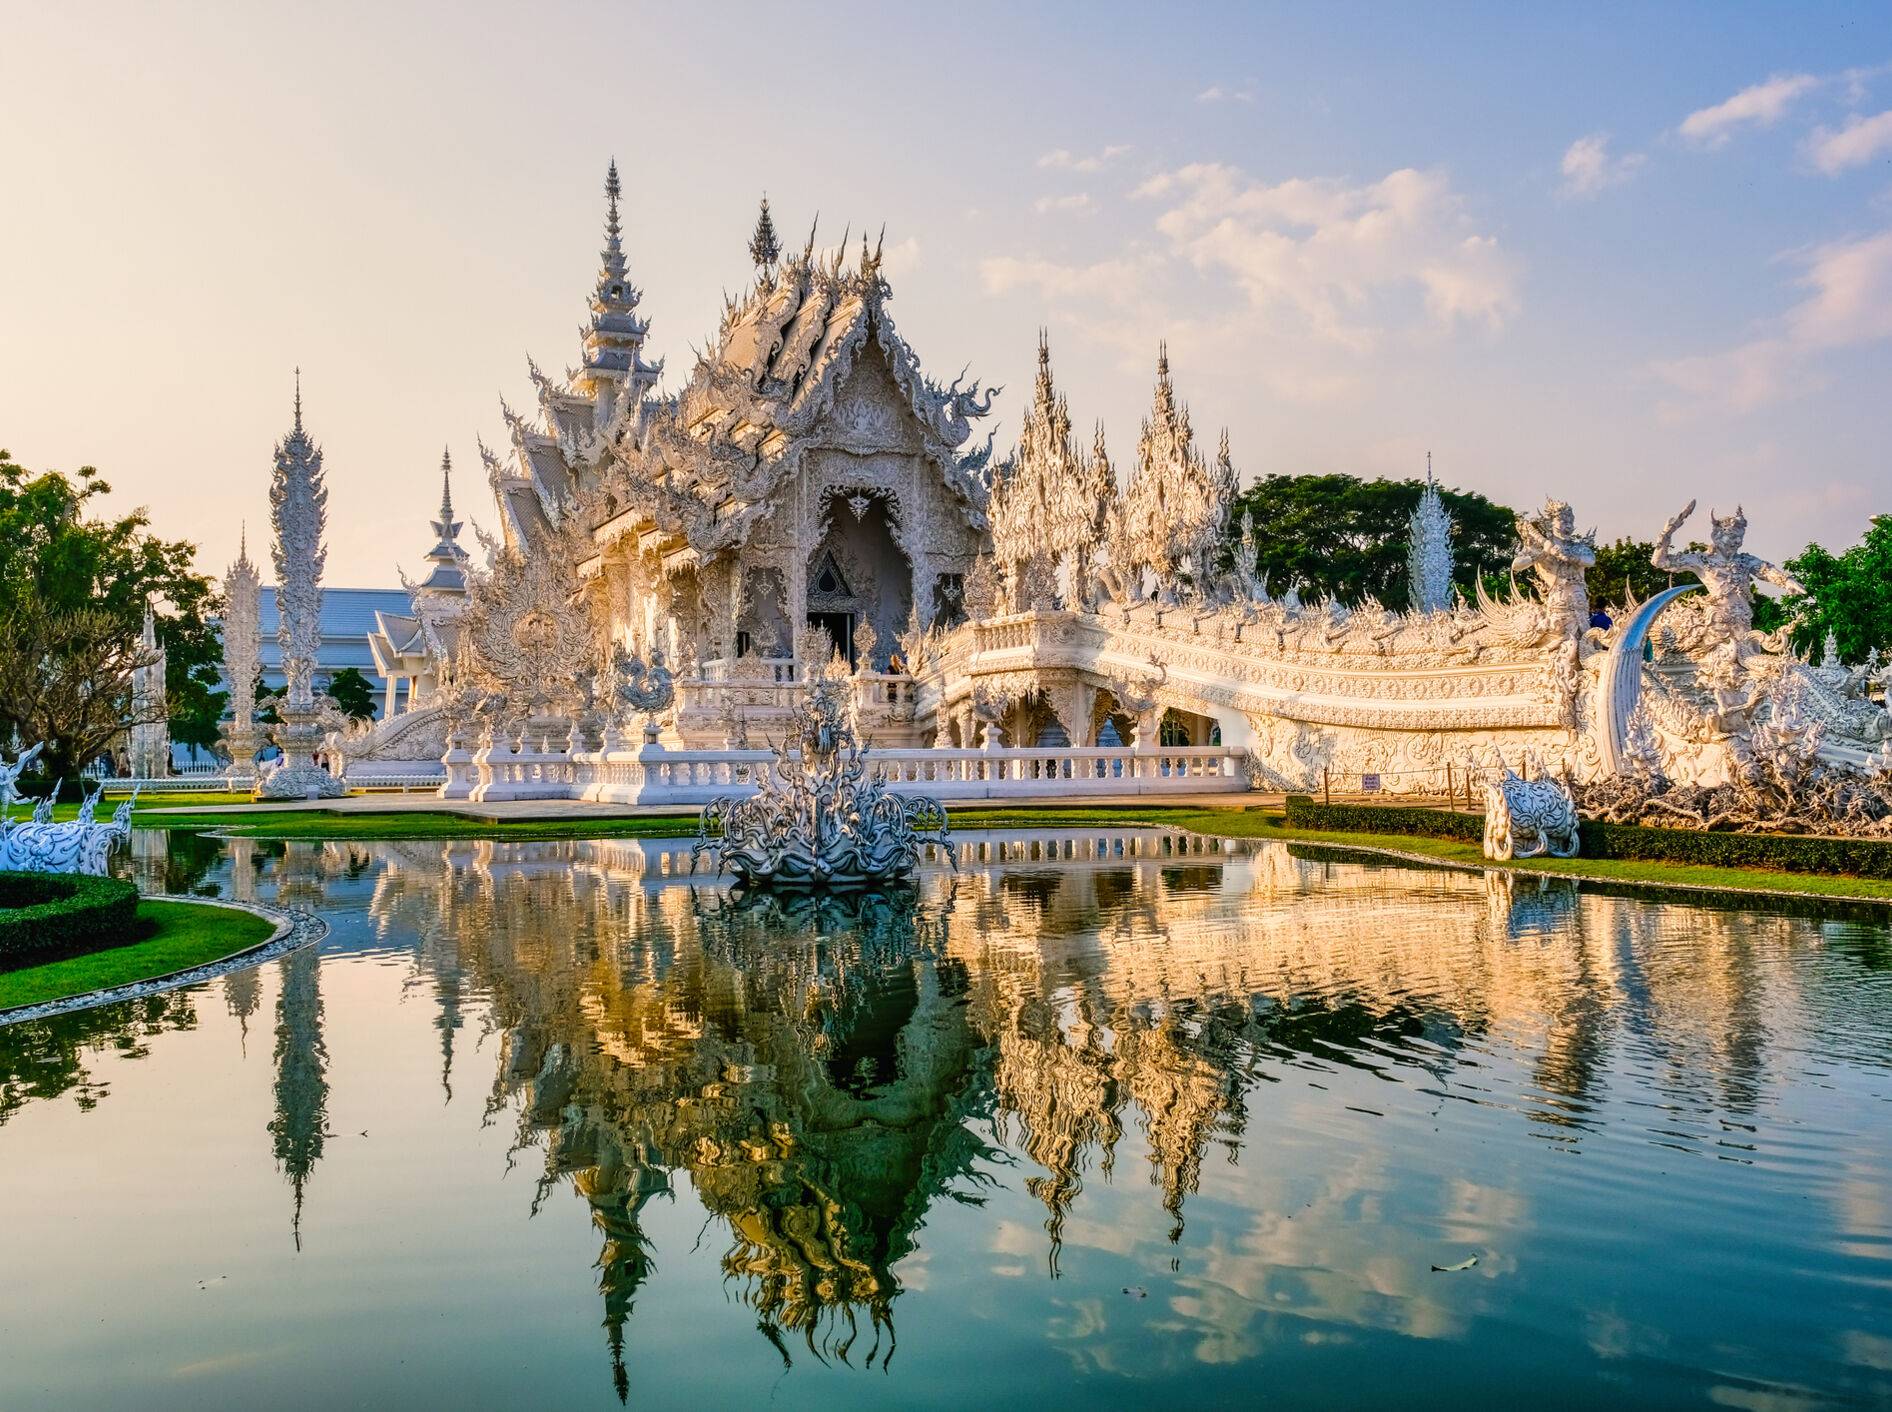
{"left": 1579, "top": 822, "right": 1892, "bottom": 880}
{"left": 1283, "top": 795, "right": 1483, "bottom": 843}
{"left": 1282, "top": 795, "right": 1892, "bottom": 880}
{"left": 0, "top": 871, "right": 142, "bottom": 962}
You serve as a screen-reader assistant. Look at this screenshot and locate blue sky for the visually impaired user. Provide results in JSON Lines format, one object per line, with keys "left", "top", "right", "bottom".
{"left": 1, "top": 2, "right": 1888, "bottom": 584}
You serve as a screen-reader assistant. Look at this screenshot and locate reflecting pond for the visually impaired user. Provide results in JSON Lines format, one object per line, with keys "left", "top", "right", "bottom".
{"left": 2, "top": 829, "right": 1890, "bottom": 1409}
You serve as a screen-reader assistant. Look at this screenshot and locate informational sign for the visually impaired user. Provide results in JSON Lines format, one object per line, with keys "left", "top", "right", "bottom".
{"left": 1360, "top": 773, "right": 1381, "bottom": 792}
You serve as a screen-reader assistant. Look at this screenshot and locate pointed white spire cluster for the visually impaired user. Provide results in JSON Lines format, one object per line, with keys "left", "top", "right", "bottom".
{"left": 987, "top": 333, "right": 1113, "bottom": 609}
{"left": 1114, "top": 345, "right": 1236, "bottom": 597}
{"left": 1406, "top": 454, "right": 1456, "bottom": 614}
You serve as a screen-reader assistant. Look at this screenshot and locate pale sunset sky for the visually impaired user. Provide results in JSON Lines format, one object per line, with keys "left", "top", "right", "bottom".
{"left": 2, "top": 2, "right": 1889, "bottom": 585}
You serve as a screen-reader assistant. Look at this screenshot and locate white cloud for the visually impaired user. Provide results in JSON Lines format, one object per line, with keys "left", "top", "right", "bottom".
{"left": 1197, "top": 84, "right": 1256, "bottom": 105}
{"left": 878, "top": 236, "right": 921, "bottom": 277}
{"left": 1032, "top": 192, "right": 1094, "bottom": 215}
{"left": 1558, "top": 133, "right": 1646, "bottom": 198}
{"left": 1132, "top": 162, "right": 1519, "bottom": 350}
{"left": 1678, "top": 72, "right": 1818, "bottom": 147}
{"left": 979, "top": 252, "right": 1155, "bottom": 303}
{"left": 1036, "top": 145, "right": 1131, "bottom": 174}
{"left": 1788, "top": 228, "right": 1892, "bottom": 347}
{"left": 1653, "top": 228, "right": 1892, "bottom": 415}
{"left": 1806, "top": 109, "right": 1892, "bottom": 174}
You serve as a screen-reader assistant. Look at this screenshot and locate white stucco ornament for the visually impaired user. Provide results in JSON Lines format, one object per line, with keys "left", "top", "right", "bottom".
{"left": 1482, "top": 766, "right": 1580, "bottom": 861}
{"left": 0, "top": 746, "right": 136, "bottom": 875}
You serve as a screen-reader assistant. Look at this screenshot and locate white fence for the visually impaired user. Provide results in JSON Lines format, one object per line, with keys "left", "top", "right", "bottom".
{"left": 458, "top": 743, "right": 1248, "bottom": 805}
{"left": 77, "top": 744, "right": 1248, "bottom": 805}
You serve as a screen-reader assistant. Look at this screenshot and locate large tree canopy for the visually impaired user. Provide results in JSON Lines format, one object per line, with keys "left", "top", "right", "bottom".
{"left": 0, "top": 451, "right": 221, "bottom": 783}
{"left": 1781, "top": 515, "right": 1892, "bottom": 663}
{"left": 1229, "top": 473, "right": 1518, "bottom": 611}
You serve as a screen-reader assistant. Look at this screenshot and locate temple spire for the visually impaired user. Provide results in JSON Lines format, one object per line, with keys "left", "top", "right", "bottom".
{"left": 601, "top": 159, "right": 626, "bottom": 282}
{"left": 419, "top": 447, "right": 469, "bottom": 593}
{"left": 292, "top": 367, "right": 303, "bottom": 435}
{"left": 748, "top": 194, "right": 782, "bottom": 272}
{"left": 437, "top": 446, "right": 456, "bottom": 530}
{"left": 575, "top": 160, "right": 659, "bottom": 401}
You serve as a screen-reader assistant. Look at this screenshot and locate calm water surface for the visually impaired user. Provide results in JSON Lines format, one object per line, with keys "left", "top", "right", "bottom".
{"left": 2, "top": 828, "right": 1889, "bottom": 1409}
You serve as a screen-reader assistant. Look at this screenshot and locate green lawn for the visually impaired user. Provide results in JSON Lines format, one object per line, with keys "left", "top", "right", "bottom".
{"left": 32, "top": 790, "right": 258, "bottom": 823}
{"left": 139, "top": 809, "right": 709, "bottom": 841}
{"left": 963, "top": 804, "right": 1892, "bottom": 904}
{"left": 107, "top": 799, "right": 1892, "bottom": 904}
{"left": 0, "top": 899, "right": 277, "bottom": 1011}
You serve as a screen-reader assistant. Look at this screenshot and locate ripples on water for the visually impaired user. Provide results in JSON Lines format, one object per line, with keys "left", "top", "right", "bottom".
{"left": 1, "top": 829, "right": 1889, "bottom": 1410}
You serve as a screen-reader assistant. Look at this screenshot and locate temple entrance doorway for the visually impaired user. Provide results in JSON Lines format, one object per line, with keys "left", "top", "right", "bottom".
{"left": 804, "top": 489, "right": 912, "bottom": 673}
{"left": 806, "top": 611, "right": 856, "bottom": 669}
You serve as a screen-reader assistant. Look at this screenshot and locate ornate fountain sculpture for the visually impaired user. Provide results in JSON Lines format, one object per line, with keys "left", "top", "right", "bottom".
{"left": 0, "top": 746, "right": 137, "bottom": 876}
{"left": 692, "top": 665, "right": 952, "bottom": 888}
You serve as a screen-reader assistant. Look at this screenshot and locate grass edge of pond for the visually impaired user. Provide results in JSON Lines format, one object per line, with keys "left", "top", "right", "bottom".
{"left": 119, "top": 801, "right": 1892, "bottom": 904}
{"left": 0, "top": 899, "right": 277, "bottom": 1011}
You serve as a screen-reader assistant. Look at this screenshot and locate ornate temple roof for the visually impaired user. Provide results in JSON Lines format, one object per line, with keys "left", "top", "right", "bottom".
{"left": 487, "top": 166, "right": 998, "bottom": 571}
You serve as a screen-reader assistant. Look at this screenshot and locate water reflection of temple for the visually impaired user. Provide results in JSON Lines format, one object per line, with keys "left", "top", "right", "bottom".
{"left": 344, "top": 828, "right": 1886, "bottom": 1396}
{"left": 8, "top": 826, "right": 1889, "bottom": 1401}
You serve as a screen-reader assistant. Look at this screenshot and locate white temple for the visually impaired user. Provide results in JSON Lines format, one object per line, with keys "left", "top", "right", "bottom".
{"left": 309, "top": 163, "right": 1890, "bottom": 804}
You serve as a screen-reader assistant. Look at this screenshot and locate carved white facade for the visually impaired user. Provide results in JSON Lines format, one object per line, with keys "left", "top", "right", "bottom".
{"left": 358, "top": 163, "right": 1889, "bottom": 814}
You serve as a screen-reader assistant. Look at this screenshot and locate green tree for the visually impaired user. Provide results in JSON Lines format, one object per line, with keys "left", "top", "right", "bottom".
{"left": 323, "top": 667, "right": 377, "bottom": 720}
{"left": 0, "top": 452, "right": 221, "bottom": 783}
{"left": 1229, "top": 473, "right": 1517, "bottom": 610}
{"left": 1586, "top": 537, "right": 1687, "bottom": 611}
{"left": 1780, "top": 515, "right": 1892, "bottom": 661}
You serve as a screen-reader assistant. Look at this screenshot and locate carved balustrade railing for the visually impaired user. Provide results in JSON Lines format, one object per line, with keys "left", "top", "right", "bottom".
{"left": 564, "top": 742, "right": 1244, "bottom": 805}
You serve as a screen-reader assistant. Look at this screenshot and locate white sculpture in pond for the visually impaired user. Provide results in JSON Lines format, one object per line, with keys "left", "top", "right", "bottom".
{"left": 0, "top": 746, "right": 137, "bottom": 876}
{"left": 1482, "top": 766, "right": 1581, "bottom": 861}
{"left": 691, "top": 663, "right": 951, "bottom": 888}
